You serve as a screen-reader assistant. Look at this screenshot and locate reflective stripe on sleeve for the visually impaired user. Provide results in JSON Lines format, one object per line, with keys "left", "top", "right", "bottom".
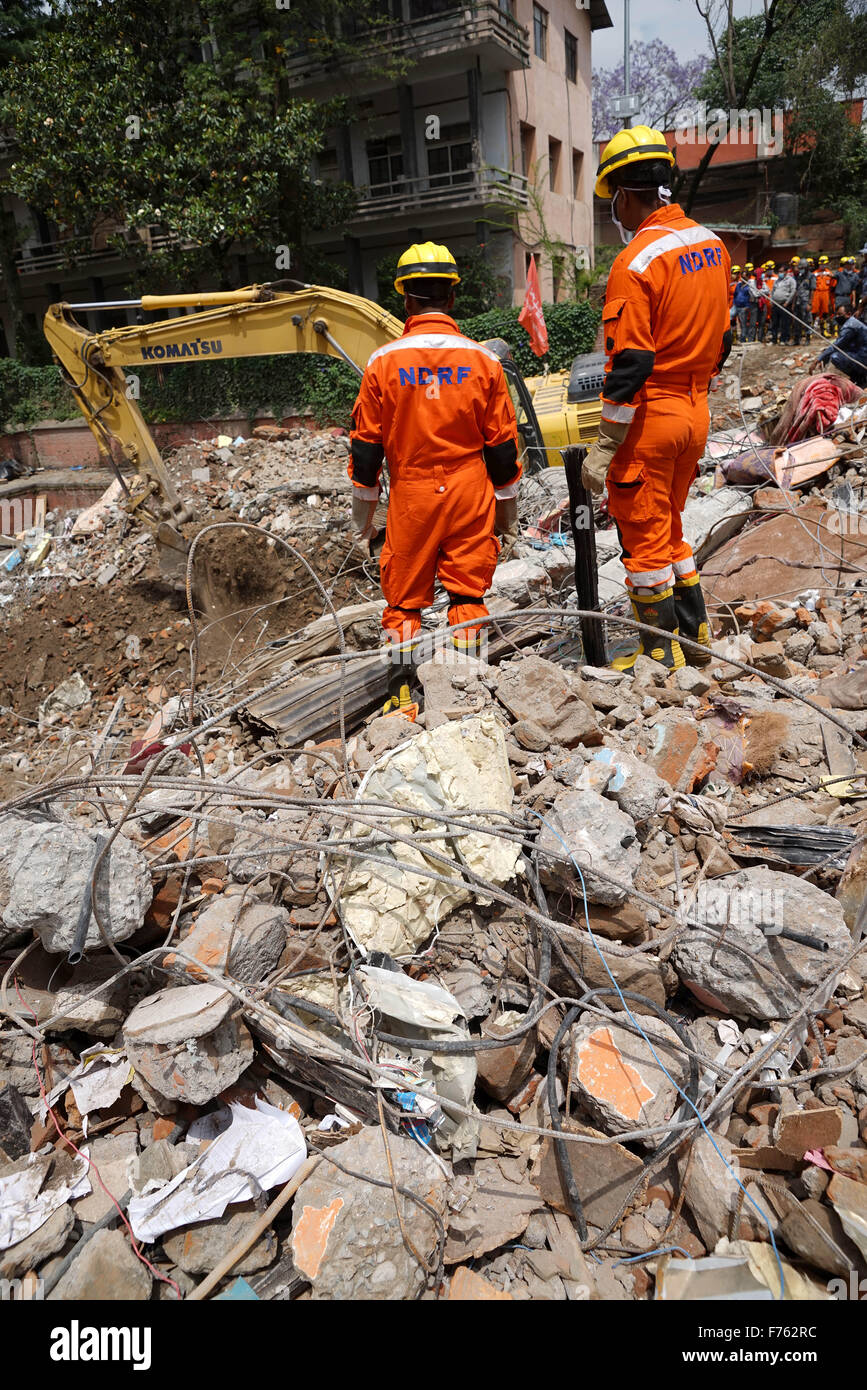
{"left": 601, "top": 399, "right": 637, "bottom": 423}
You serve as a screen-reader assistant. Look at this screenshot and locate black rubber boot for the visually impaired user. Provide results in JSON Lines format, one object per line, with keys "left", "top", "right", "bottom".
{"left": 674, "top": 573, "right": 713, "bottom": 666}
{"left": 612, "top": 587, "right": 685, "bottom": 672}
{"left": 669, "top": 569, "right": 711, "bottom": 667}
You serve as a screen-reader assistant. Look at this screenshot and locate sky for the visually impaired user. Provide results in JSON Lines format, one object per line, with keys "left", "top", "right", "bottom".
{"left": 592, "top": 0, "right": 768, "bottom": 70}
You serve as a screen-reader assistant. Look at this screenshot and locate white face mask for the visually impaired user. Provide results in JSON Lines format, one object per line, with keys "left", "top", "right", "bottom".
{"left": 611, "top": 188, "right": 634, "bottom": 246}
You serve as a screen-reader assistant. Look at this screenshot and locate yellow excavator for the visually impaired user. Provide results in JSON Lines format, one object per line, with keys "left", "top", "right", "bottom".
{"left": 44, "top": 282, "right": 603, "bottom": 567}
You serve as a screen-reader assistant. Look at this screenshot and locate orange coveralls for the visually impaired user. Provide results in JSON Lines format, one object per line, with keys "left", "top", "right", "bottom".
{"left": 600, "top": 202, "right": 731, "bottom": 589}
{"left": 349, "top": 312, "right": 521, "bottom": 642}
{"left": 812, "top": 268, "right": 834, "bottom": 317}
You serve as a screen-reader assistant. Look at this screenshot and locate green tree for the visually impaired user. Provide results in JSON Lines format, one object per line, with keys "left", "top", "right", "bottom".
{"left": 0, "top": 0, "right": 52, "bottom": 360}
{"left": 687, "top": 0, "right": 867, "bottom": 225}
{"left": 679, "top": 0, "right": 801, "bottom": 212}
{"left": 0, "top": 0, "right": 396, "bottom": 301}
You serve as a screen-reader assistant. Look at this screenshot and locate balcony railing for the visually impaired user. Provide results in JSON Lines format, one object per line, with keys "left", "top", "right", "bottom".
{"left": 353, "top": 164, "right": 528, "bottom": 219}
{"left": 6, "top": 225, "right": 189, "bottom": 278}
{"left": 286, "top": 2, "right": 530, "bottom": 84}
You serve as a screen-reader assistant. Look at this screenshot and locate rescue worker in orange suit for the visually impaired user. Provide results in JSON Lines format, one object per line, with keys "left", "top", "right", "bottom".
{"left": 348, "top": 241, "right": 521, "bottom": 658}
{"left": 813, "top": 256, "right": 834, "bottom": 337}
{"left": 728, "top": 265, "right": 741, "bottom": 339}
{"left": 759, "top": 261, "right": 777, "bottom": 342}
{"left": 583, "top": 125, "right": 731, "bottom": 671}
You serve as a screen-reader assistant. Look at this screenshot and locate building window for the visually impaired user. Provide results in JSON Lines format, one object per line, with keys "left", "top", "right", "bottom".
{"left": 498, "top": 0, "right": 515, "bottom": 15}
{"left": 427, "top": 122, "right": 473, "bottom": 188}
{"left": 565, "top": 29, "right": 577, "bottom": 83}
{"left": 532, "top": 3, "right": 547, "bottom": 61}
{"left": 572, "top": 148, "right": 584, "bottom": 199}
{"left": 520, "top": 123, "right": 535, "bottom": 177}
{"left": 548, "top": 137, "right": 561, "bottom": 193}
{"left": 366, "top": 137, "right": 404, "bottom": 193}
{"left": 316, "top": 148, "right": 340, "bottom": 185}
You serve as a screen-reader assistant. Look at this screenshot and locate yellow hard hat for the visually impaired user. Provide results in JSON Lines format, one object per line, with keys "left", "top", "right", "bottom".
{"left": 819, "top": 255, "right": 829, "bottom": 264}
{"left": 731, "top": 264, "right": 741, "bottom": 274}
{"left": 791, "top": 255, "right": 801, "bottom": 264}
{"left": 394, "top": 241, "right": 461, "bottom": 294}
{"left": 745, "top": 262, "right": 754, "bottom": 271}
{"left": 594, "top": 124, "right": 674, "bottom": 199}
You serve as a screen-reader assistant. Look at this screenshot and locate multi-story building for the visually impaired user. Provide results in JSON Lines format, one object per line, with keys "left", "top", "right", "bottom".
{"left": 0, "top": 0, "right": 610, "bottom": 353}
{"left": 292, "top": 0, "right": 611, "bottom": 303}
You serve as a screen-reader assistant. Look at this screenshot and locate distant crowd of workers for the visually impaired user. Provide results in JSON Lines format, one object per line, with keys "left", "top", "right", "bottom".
{"left": 729, "top": 251, "right": 867, "bottom": 346}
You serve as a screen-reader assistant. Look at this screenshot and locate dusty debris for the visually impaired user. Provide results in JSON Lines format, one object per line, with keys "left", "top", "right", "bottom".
{"left": 538, "top": 786, "right": 641, "bottom": 905}
{"left": 290, "top": 1126, "right": 448, "bottom": 1299}
{"left": 123, "top": 985, "right": 255, "bottom": 1105}
{"left": 1, "top": 397, "right": 867, "bottom": 1305}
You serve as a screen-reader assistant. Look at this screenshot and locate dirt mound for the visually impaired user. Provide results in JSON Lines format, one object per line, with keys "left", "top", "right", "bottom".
{"left": 0, "top": 580, "right": 193, "bottom": 722}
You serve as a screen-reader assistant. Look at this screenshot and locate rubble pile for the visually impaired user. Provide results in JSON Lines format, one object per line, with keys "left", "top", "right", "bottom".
{"left": 1, "top": 357, "right": 867, "bottom": 1302}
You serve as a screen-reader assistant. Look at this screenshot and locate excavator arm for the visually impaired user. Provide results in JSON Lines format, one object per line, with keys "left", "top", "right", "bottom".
{"left": 43, "top": 284, "right": 404, "bottom": 562}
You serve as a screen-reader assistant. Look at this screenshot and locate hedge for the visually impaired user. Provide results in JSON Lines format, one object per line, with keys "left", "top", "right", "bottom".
{"left": 0, "top": 299, "right": 600, "bottom": 434}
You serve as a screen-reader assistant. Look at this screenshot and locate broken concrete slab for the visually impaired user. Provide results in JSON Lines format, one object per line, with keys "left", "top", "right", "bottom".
{"left": 339, "top": 711, "right": 521, "bottom": 957}
{"left": 567, "top": 1015, "right": 690, "bottom": 1141}
{"left": 643, "top": 711, "right": 718, "bottom": 792}
{"left": 578, "top": 746, "right": 668, "bottom": 831}
{"left": 531, "top": 1120, "right": 646, "bottom": 1229}
{"left": 537, "top": 786, "right": 640, "bottom": 906}
{"left": 778, "top": 1197, "right": 863, "bottom": 1277}
{"left": 290, "top": 1126, "right": 448, "bottom": 1299}
{"left": 47, "top": 1227, "right": 152, "bottom": 1301}
{"left": 163, "top": 1201, "right": 278, "bottom": 1276}
{"left": 72, "top": 1131, "right": 138, "bottom": 1223}
{"left": 561, "top": 939, "right": 673, "bottom": 1014}
{"left": 416, "top": 655, "right": 493, "bottom": 732}
{"left": 444, "top": 1155, "right": 543, "bottom": 1264}
{"left": 679, "top": 1130, "right": 778, "bottom": 1248}
{"left": 124, "top": 984, "right": 254, "bottom": 1105}
{"left": 672, "top": 867, "right": 852, "bottom": 1020}
{"left": 0, "top": 813, "right": 152, "bottom": 955}
{"left": 494, "top": 655, "right": 601, "bottom": 749}
{"left": 0, "top": 1202, "right": 74, "bottom": 1281}
{"left": 476, "top": 1010, "right": 537, "bottom": 1103}
{"left": 165, "top": 895, "right": 289, "bottom": 984}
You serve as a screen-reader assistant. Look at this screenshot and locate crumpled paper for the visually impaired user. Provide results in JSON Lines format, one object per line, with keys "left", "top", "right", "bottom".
{"left": 127, "top": 1098, "right": 306, "bottom": 1242}
{"left": 0, "top": 1153, "right": 91, "bottom": 1250}
{"left": 38, "top": 1046, "right": 133, "bottom": 1135}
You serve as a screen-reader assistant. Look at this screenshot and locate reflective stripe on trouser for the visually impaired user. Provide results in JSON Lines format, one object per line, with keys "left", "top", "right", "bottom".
{"left": 606, "top": 389, "right": 708, "bottom": 589}
{"left": 380, "top": 458, "right": 499, "bottom": 636}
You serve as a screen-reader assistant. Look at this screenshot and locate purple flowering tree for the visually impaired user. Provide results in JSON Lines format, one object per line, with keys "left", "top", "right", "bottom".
{"left": 592, "top": 40, "right": 710, "bottom": 141}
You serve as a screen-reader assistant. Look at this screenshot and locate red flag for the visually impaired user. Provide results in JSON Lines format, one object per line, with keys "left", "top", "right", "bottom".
{"left": 518, "top": 255, "right": 548, "bottom": 357}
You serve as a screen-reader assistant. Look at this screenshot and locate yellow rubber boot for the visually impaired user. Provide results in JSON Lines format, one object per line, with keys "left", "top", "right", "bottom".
{"left": 612, "top": 587, "right": 686, "bottom": 672}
